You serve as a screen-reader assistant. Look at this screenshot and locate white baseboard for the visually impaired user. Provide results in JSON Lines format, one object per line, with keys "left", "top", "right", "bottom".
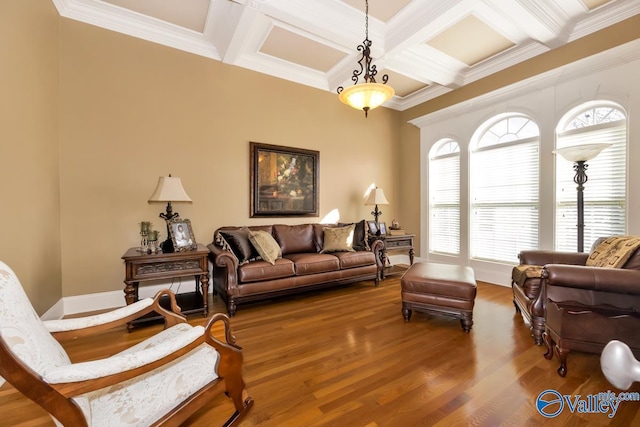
{"left": 48, "top": 278, "right": 212, "bottom": 319}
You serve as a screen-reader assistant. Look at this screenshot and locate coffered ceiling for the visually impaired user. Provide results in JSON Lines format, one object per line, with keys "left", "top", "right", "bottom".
{"left": 51, "top": 0, "right": 640, "bottom": 111}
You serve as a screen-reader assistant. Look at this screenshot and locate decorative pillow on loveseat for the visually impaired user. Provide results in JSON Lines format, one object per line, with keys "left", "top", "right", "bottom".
{"left": 248, "top": 230, "right": 282, "bottom": 265}
{"left": 586, "top": 236, "right": 640, "bottom": 268}
{"left": 338, "top": 219, "right": 369, "bottom": 251}
{"left": 320, "top": 224, "right": 356, "bottom": 254}
{"left": 217, "top": 227, "right": 259, "bottom": 265}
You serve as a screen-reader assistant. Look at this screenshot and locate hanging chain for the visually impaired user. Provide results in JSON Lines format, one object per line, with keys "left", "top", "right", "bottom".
{"left": 365, "top": 0, "right": 369, "bottom": 41}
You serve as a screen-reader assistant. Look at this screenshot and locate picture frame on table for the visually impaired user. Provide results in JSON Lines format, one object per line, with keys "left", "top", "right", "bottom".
{"left": 167, "top": 218, "right": 197, "bottom": 251}
{"left": 367, "top": 220, "right": 378, "bottom": 235}
{"left": 250, "top": 142, "right": 319, "bottom": 217}
{"left": 379, "top": 222, "right": 388, "bottom": 236}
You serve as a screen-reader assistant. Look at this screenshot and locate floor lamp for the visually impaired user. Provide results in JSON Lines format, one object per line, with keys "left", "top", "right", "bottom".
{"left": 553, "top": 143, "right": 611, "bottom": 252}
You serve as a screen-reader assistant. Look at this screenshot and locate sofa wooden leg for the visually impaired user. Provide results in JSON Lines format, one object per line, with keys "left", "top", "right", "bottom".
{"left": 543, "top": 332, "right": 554, "bottom": 360}
{"left": 555, "top": 346, "right": 569, "bottom": 377}
{"left": 227, "top": 298, "right": 237, "bottom": 318}
{"left": 531, "top": 318, "right": 545, "bottom": 346}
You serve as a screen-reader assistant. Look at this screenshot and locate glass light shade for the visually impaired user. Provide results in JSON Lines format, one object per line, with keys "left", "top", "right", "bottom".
{"left": 553, "top": 143, "right": 612, "bottom": 162}
{"left": 339, "top": 83, "right": 395, "bottom": 112}
{"left": 365, "top": 187, "right": 389, "bottom": 206}
{"left": 601, "top": 340, "right": 640, "bottom": 390}
{"left": 148, "top": 176, "right": 192, "bottom": 202}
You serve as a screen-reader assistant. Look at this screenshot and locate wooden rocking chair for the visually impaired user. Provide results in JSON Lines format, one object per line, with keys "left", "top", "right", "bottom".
{"left": 0, "top": 261, "right": 253, "bottom": 426}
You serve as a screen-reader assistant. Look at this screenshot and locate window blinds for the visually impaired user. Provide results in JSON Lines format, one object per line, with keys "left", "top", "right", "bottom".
{"left": 470, "top": 139, "right": 540, "bottom": 263}
{"left": 430, "top": 152, "right": 460, "bottom": 255}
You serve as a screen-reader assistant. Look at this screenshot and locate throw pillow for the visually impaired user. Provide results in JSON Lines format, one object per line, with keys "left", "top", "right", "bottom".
{"left": 248, "top": 230, "right": 282, "bottom": 265}
{"left": 339, "top": 219, "right": 369, "bottom": 251}
{"left": 586, "top": 236, "right": 640, "bottom": 268}
{"left": 218, "top": 227, "right": 259, "bottom": 265}
{"left": 320, "top": 224, "right": 356, "bottom": 254}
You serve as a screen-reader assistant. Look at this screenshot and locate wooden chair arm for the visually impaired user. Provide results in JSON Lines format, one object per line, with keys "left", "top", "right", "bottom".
{"left": 48, "top": 289, "right": 186, "bottom": 341}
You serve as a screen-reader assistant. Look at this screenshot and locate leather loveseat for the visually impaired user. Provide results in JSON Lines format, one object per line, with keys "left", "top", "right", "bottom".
{"left": 208, "top": 221, "right": 384, "bottom": 316}
{"left": 512, "top": 236, "right": 640, "bottom": 346}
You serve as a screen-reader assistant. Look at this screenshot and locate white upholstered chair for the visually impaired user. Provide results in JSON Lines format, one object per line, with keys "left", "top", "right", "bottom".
{"left": 0, "top": 261, "right": 253, "bottom": 426}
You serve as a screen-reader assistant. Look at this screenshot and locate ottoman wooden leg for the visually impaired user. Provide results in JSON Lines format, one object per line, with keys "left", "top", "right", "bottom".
{"left": 460, "top": 314, "right": 473, "bottom": 333}
{"left": 402, "top": 305, "right": 412, "bottom": 322}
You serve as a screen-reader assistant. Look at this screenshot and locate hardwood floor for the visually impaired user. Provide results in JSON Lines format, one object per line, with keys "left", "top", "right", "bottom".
{"left": 2, "top": 278, "right": 639, "bottom": 426}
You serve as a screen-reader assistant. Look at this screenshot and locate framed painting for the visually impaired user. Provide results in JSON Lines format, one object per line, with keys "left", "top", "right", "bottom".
{"left": 250, "top": 142, "right": 319, "bottom": 217}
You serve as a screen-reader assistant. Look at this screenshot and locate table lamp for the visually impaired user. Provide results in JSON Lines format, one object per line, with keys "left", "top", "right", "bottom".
{"left": 148, "top": 174, "right": 192, "bottom": 253}
{"left": 365, "top": 187, "right": 389, "bottom": 236}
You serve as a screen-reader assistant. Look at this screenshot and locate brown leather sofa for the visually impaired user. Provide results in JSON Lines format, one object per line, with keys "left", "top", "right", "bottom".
{"left": 208, "top": 222, "right": 384, "bottom": 316}
{"left": 512, "top": 239, "right": 640, "bottom": 345}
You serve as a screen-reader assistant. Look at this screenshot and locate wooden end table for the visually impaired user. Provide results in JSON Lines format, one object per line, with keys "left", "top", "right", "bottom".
{"left": 122, "top": 243, "right": 210, "bottom": 329}
{"left": 370, "top": 233, "right": 415, "bottom": 279}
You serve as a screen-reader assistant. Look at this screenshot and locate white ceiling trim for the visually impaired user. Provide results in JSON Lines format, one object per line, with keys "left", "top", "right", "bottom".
{"left": 51, "top": 0, "right": 640, "bottom": 112}
{"left": 408, "top": 38, "right": 640, "bottom": 127}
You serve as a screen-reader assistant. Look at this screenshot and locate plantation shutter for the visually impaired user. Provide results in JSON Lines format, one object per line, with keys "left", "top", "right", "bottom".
{"left": 429, "top": 149, "right": 460, "bottom": 255}
{"left": 555, "top": 120, "right": 627, "bottom": 251}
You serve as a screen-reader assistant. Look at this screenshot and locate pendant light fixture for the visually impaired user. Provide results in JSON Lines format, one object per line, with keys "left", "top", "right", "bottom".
{"left": 337, "top": 0, "right": 394, "bottom": 117}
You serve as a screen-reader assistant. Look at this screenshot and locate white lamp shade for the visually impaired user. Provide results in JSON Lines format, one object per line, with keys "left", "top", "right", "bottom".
{"left": 365, "top": 187, "right": 389, "bottom": 206}
{"left": 339, "top": 83, "right": 395, "bottom": 111}
{"left": 553, "top": 143, "right": 612, "bottom": 162}
{"left": 148, "top": 176, "right": 192, "bottom": 203}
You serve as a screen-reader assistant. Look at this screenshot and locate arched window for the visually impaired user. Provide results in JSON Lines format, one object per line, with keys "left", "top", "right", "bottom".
{"left": 555, "top": 102, "right": 627, "bottom": 251}
{"left": 429, "top": 139, "right": 460, "bottom": 255}
{"left": 470, "top": 114, "right": 540, "bottom": 263}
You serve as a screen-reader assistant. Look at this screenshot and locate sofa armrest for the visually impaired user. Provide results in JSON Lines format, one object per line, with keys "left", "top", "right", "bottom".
{"left": 369, "top": 239, "right": 385, "bottom": 268}
{"left": 208, "top": 243, "right": 240, "bottom": 295}
{"left": 544, "top": 264, "right": 640, "bottom": 295}
{"left": 518, "top": 250, "right": 588, "bottom": 266}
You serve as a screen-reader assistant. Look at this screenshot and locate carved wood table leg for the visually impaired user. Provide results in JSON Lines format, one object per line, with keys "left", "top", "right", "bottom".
{"left": 200, "top": 272, "right": 209, "bottom": 317}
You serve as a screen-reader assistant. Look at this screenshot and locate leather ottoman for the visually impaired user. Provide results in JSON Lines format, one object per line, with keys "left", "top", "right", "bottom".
{"left": 401, "top": 262, "right": 477, "bottom": 332}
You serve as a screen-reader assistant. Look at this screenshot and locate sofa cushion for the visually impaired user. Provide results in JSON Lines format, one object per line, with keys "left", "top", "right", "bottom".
{"left": 333, "top": 251, "right": 376, "bottom": 269}
{"left": 248, "top": 230, "right": 281, "bottom": 265}
{"left": 238, "top": 258, "right": 295, "bottom": 283}
{"left": 273, "top": 224, "right": 316, "bottom": 255}
{"left": 284, "top": 253, "right": 340, "bottom": 276}
{"left": 320, "top": 224, "right": 356, "bottom": 254}
{"left": 217, "top": 227, "right": 259, "bottom": 264}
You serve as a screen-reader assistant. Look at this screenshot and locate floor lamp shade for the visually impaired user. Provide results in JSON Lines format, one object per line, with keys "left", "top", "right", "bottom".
{"left": 553, "top": 143, "right": 611, "bottom": 252}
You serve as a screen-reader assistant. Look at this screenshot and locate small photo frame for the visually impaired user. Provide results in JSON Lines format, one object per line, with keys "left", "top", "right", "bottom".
{"left": 379, "top": 222, "right": 388, "bottom": 235}
{"left": 168, "top": 218, "right": 197, "bottom": 251}
{"left": 367, "top": 220, "right": 378, "bottom": 235}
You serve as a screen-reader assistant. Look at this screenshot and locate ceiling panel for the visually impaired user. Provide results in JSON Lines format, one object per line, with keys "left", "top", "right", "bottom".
{"left": 426, "top": 15, "right": 515, "bottom": 67}
{"left": 260, "top": 26, "right": 347, "bottom": 72}
{"left": 52, "top": 0, "right": 640, "bottom": 111}
{"left": 103, "top": 0, "right": 209, "bottom": 32}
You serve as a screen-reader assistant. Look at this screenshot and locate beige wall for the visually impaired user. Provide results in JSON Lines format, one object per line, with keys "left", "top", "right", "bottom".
{"left": 58, "top": 19, "right": 402, "bottom": 297}
{"left": 0, "top": 0, "right": 61, "bottom": 314}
